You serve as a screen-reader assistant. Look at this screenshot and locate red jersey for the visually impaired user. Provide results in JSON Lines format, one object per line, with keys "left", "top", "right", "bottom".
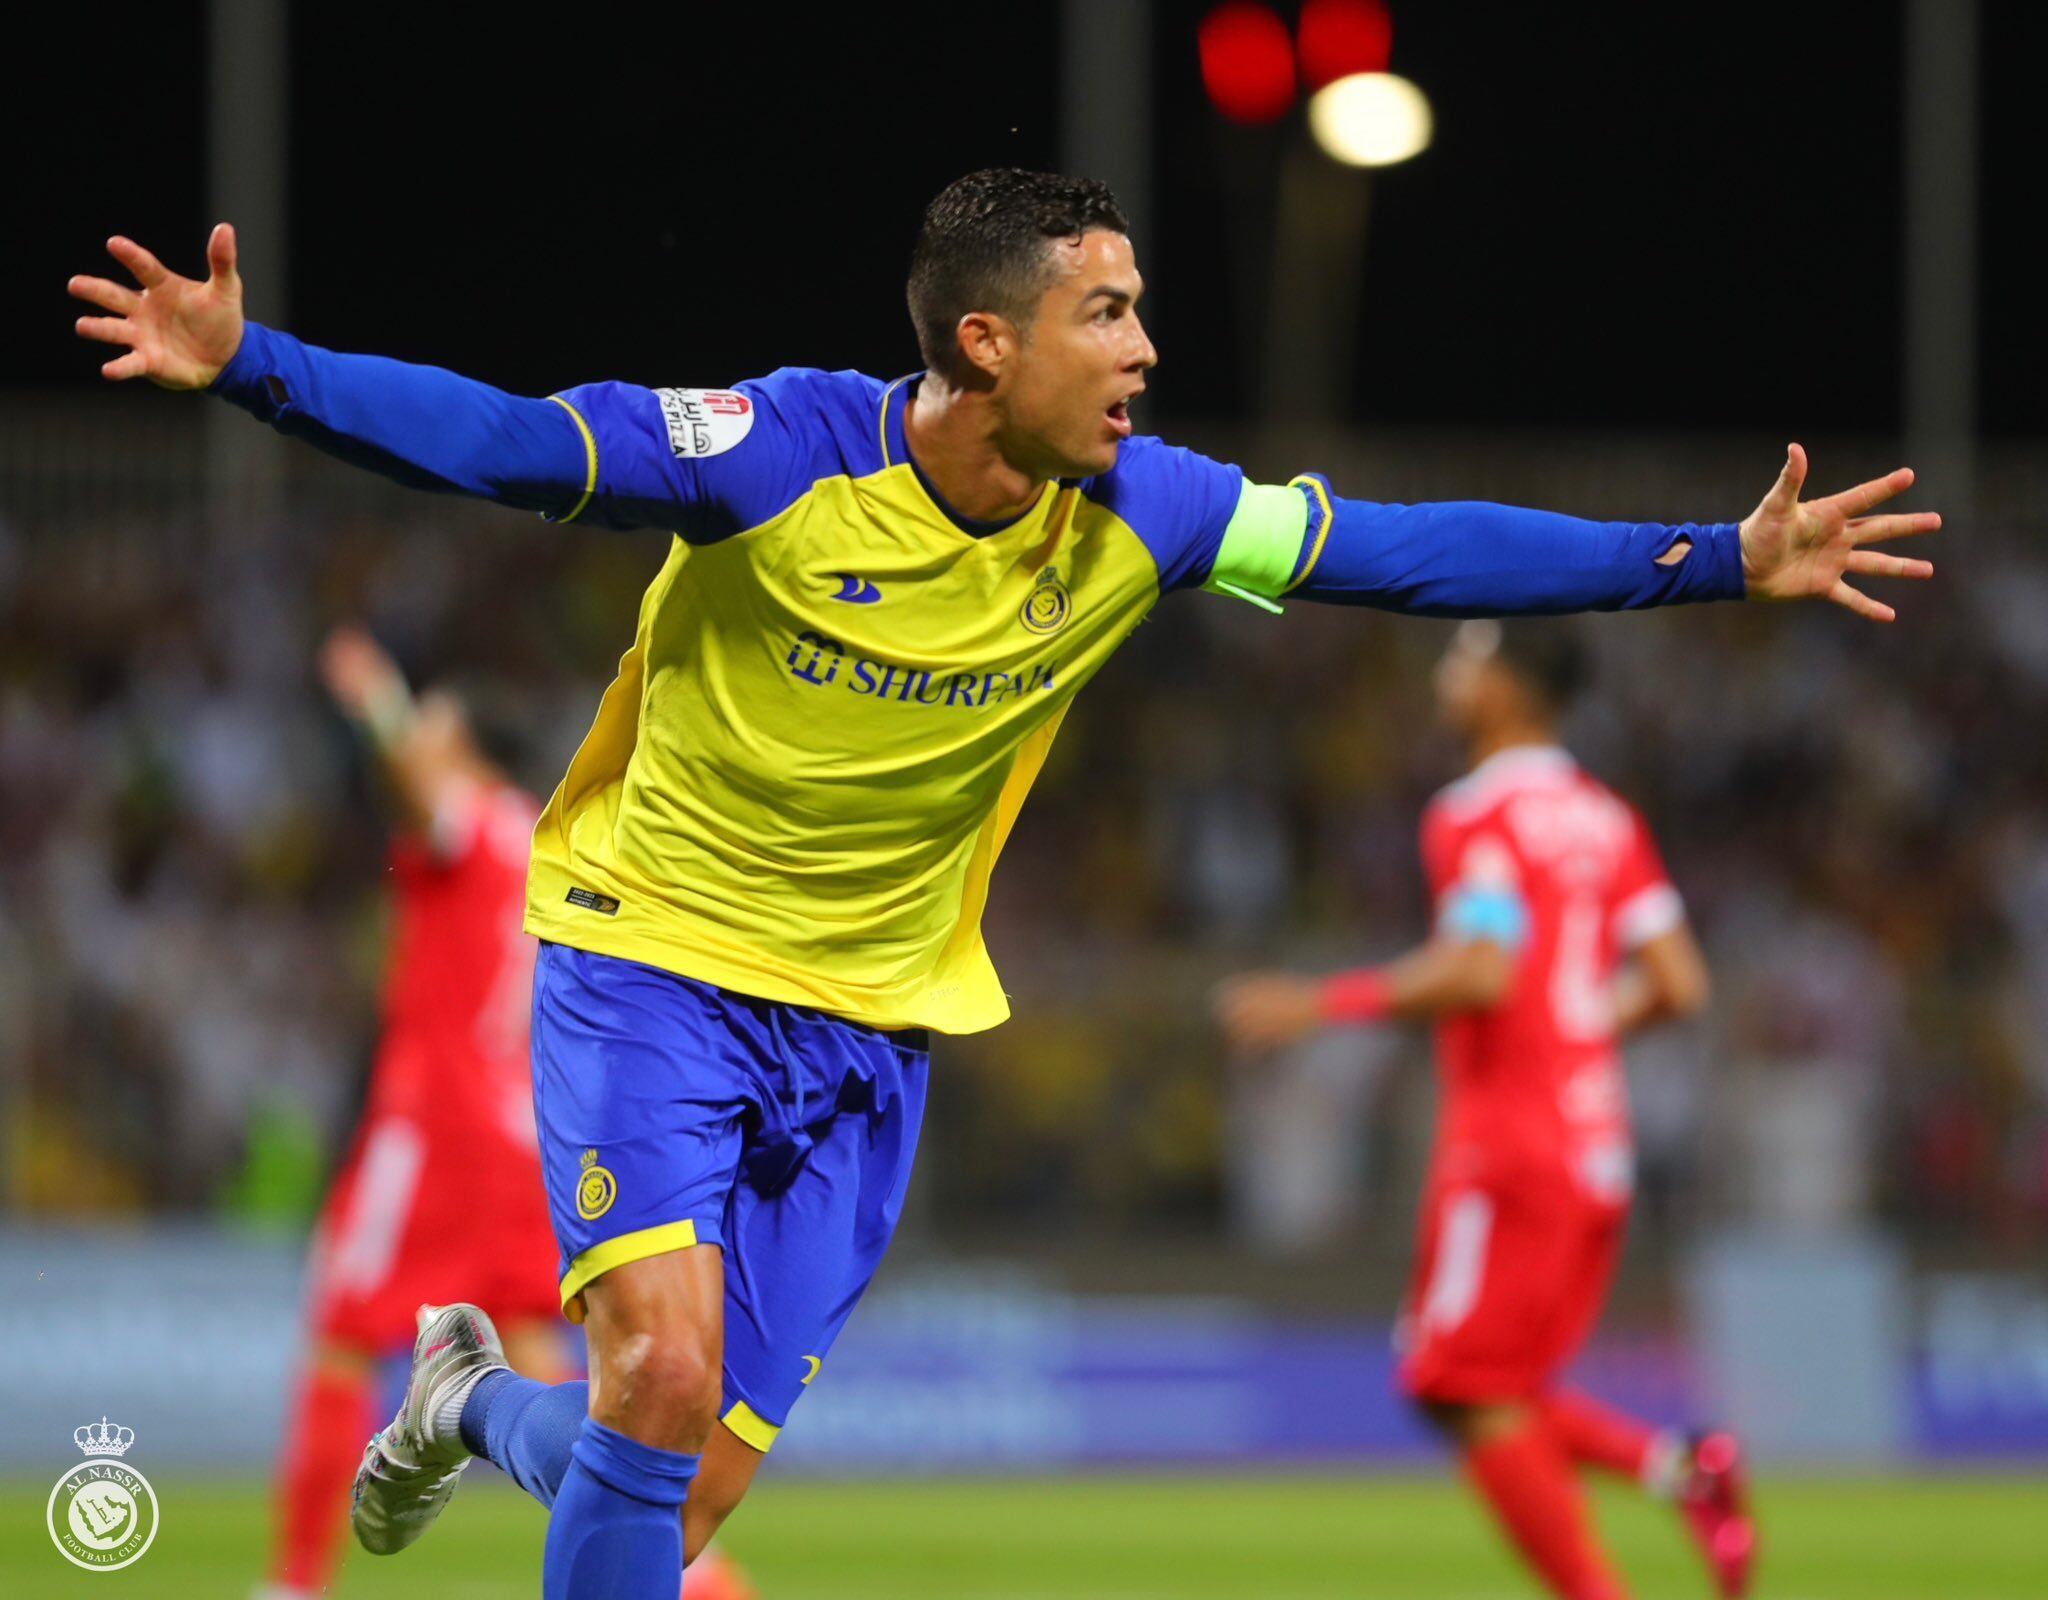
{"left": 1420, "top": 746, "right": 1682, "bottom": 1200}
{"left": 309, "top": 782, "right": 558, "bottom": 1349}
{"left": 368, "top": 782, "right": 541, "bottom": 1156}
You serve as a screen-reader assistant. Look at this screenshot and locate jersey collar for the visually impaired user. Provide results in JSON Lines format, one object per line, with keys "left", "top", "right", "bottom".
{"left": 1442, "top": 744, "right": 1577, "bottom": 814}
{"left": 879, "top": 374, "right": 1052, "bottom": 540}
{"left": 1466, "top": 743, "right": 1575, "bottom": 784}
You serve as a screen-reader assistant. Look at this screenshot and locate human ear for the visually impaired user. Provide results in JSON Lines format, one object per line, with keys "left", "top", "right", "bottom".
{"left": 954, "top": 312, "right": 1013, "bottom": 382}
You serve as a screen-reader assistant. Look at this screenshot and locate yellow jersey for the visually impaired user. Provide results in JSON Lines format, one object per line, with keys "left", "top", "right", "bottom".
{"left": 524, "top": 369, "right": 1309, "bottom": 1032}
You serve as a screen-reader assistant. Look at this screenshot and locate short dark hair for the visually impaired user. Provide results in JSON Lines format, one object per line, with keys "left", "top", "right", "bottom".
{"left": 1492, "top": 619, "right": 1591, "bottom": 712}
{"left": 428, "top": 673, "right": 534, "bottom": 779}
{"left": 907, "top": 169, "right": 1130, "bottom": 378}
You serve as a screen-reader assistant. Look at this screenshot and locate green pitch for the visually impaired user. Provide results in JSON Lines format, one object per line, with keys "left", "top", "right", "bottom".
{"left": 3, "top": 1474, "right": 2042, "bottom": 1597}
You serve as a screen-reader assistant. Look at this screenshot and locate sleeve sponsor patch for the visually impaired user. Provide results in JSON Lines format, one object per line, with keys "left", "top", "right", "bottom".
{"left": 653, "top": 388, "right": 755, "bottom": 459}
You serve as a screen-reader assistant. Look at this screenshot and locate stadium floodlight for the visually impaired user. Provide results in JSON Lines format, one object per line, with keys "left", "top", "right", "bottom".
{"left": 1298, "top": 0, "right": 1393, "bottom": 91}
{"left": 1307, "top": 71, "right": 1433, "bottom": 167}
{"left": 1198, "top": 1, "right": 1297, "bottom": 125}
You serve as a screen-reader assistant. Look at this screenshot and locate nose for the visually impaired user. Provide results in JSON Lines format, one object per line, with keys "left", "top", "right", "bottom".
{"left": 1128, "top": 313, "right": 1159, "bottom": 372}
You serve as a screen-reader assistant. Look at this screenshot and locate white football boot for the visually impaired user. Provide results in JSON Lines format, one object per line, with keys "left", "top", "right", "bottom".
{"left": 350, "top": 1302, "right": 508, "bottom": 1555}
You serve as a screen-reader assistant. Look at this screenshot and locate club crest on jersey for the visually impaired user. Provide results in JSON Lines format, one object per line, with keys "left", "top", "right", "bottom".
{"left": 653, "top": 388, "right": 754, "bottom": 459}
{"left": 576, "top": 1148, "right": 617, "bottom": 1221}
{"left": 1019, "top": 568, "right": 1072, "bottom": 636}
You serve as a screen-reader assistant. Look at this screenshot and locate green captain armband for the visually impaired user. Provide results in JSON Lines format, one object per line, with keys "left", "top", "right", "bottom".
{"left": 1203, "top": 478, "right": 1311, "bottom": 613}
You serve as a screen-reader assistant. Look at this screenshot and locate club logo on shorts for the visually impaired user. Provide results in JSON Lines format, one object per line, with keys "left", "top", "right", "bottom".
{"left": 47, "top": 1419, "right": 159, "bottom": 1572}
{"left": 577, "top": 1148, "right": 618, "bottom": 1221}
{"left": 1019, "top": 567, "right": 1072, "bottom": 636}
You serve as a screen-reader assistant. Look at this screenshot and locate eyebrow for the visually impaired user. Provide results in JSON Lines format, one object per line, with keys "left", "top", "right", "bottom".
{"left": 1080, "top": 285, "right": 1138, "bottom": 306}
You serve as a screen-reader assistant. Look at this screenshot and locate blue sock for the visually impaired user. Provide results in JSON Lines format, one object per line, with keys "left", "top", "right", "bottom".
{"left": 544, "top": 1417, "right": 696, "bottom": 1600}
{"left": 460, "top": 1373, "right": 591, "bottom": 1510}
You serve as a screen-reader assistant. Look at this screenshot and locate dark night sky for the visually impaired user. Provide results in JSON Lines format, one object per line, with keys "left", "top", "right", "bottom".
{"left": 16, "top": 2, "right": 2044, "bottom": 437}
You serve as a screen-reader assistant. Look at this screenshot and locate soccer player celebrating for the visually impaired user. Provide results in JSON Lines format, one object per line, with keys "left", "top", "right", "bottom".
{"left": 72, "top": 170, "right": 1927, "bottom": 1598}
{"left": 260, "top": 626, "right": 566, "bottom": 1600}
{"left": 1215, "top": 618, "right": 1755, "bottom": 1600}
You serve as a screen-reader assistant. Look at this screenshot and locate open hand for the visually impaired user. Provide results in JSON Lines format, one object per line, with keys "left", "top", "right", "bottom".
{"left": 69, "top": 223, "right": 245, "bottom": 390}
{"left": 1740, "top": 444, "right": 1938, "bottom": 622}
{"left": 318, "top": 626, "right": 407, "bottom": 721}
{"left": 1212, "top": 973, "right": 1324, "bottom": 1054}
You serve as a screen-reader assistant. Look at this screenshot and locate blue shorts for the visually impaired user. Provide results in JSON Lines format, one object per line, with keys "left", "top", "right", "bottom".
{"left": 531, "top": 941, "right": 929, "bottom": 1452}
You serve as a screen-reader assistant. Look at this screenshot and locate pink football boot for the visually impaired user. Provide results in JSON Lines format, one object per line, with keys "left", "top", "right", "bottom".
{"left": 1678, "top": 1430, "right": 1758, "bottom": 1597}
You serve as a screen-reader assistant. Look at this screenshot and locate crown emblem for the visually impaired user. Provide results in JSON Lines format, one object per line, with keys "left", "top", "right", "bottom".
{"left": 74, "top": 1418, "right": 135, "bottom": 1457}
{"left": 580, "top": 1147, "right": 599, "bottom": 1170}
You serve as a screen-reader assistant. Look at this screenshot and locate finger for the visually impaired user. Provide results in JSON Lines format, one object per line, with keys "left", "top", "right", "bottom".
{"left": 1847, "top": 511, "right": 1941, "bottom": 545}
{"left": 1764, "top": 442, "right": 1808, "bottom": 510}
{"left": 1819, "top": 466, "right": 1914, "bottom": 518}
{"left": 1845, "top": 550, "right": 1934, "bottom": 581}
{"left": 106, "top": 236, "right": 170, "bottom": 289}
{"left": 74, "top": 315, "right": 136, "bottom": 347}
{"left": 1827, "top": 579, "right": 1896, "bottom": 623}
{"left": 101, "top": 352, "right": 149, "bottom": 382}
{"left": 206, "top": 221, "right": 238, "bottom": 283}
{"left": 67, "top": 274, "right": 140, "bottom": 314}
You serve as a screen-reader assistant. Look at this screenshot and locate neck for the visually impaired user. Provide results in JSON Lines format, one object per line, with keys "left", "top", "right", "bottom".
{"left": 1467, "top": 722, "right": 1559, "bottom": 771}
{"left": 902, "top": 372, "right": 1050, "bottom": 523}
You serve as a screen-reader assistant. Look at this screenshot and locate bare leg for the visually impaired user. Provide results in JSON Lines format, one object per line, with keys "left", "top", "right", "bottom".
{"left": 684, "top": 1422, "right": 765, "bottom": 1564}
{"left": 539, "top": 1247, "right": 729, "bottom": 1594}
{"left": 580, "top": 1245, "right": 728, "bottom": 1451}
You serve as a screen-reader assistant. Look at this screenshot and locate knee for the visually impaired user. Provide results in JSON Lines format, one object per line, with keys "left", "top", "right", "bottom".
{"left": 592, "top": 1328, "right": 723, "bottom": 1446}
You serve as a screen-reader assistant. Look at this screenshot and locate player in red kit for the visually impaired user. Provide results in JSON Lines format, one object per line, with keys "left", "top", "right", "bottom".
{"left": 260, "top": 629, "right": 759, "bottom": 1600}
{"left": 257, "top": 627, "right": 568, "bottom": 1600}
{"left": 1216, "top": 619, "right": 1756, "bottom": 1600}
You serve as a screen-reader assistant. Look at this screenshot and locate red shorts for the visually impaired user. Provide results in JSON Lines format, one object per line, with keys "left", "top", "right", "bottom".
{"left": 1396, "top": 1156, "right": 1628, "bottom": 1404}
{"left": 307, "top": 1115, "right": 562, "bottom": 1352}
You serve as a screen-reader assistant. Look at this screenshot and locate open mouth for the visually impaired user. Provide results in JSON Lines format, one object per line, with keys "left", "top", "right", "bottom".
{"left": 1106, "top": 397, "right": 1134, "bottom": 438}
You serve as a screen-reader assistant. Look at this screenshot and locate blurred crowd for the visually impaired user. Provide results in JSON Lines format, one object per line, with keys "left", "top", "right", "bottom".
{"left": 2, "top": 431, "right": 2043, "bottom": 1282}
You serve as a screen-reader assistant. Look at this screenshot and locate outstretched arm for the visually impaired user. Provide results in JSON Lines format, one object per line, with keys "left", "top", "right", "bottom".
{"left": 318, "top": 626, "right": 487, "bottom": 850}
{"left": 1194, "top": 454, "right": 1935, "bottom": 623}
{"left": 1213, "top": 935, "right": 1513, "bottom": 1054}
{"left": 71, "top": 225, "right": 592, "bottom": 515}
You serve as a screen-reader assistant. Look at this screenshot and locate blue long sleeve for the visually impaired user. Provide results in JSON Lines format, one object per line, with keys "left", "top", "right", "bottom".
{"left": 208, "top": 322, "right": 590, "bottom": 514}
{"left": 1290, "top": 478, "right": 1746, "bottom": 615}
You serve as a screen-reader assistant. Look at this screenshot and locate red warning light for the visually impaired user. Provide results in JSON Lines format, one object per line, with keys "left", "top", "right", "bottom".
{"left": 1298, "top": 0, "right": 1393, "bottom": 92}
{"left": 1198, "top": 2, "right": 1297, "bottom": 126}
